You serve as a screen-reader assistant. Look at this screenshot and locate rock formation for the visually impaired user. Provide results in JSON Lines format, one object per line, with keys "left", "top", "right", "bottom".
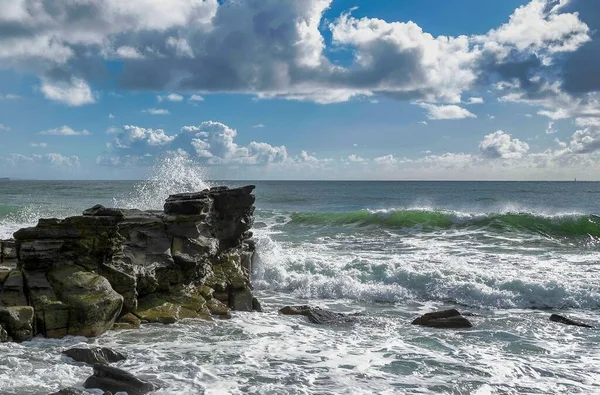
{"left": 0, "top": 185, "right": 259, "bottom": 341}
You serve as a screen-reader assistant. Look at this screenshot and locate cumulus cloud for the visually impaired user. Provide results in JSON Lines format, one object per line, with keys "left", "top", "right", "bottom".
{"left": 39, "top": 126, "right": 91, "bottom": 136}
{"left": 0, "top": 94, "right": 20, "bottom": 100}
{"left": 30, "top": 142, "right": 48, "bottom": 148}
{"left": 417, "top": 103, "right": 477, "bottom": 120}
{"left": 143, "top": 108, "right": 170, "bottom": 115}
{"left": 100, "top": 121, "right": 289, "bottom": 167}
{"left": 40, "top": 78, "right": 95, "bottom": 106}
{"left": 0, "top": 124, "right": 9, "bottom": 131}
{"left": 157, "top": 93, "right": 184, "bottom": 102}
{"left": 0, "top": 0, "right": 592, "bottom": 109}
{"left": 189, "top": 95, "right": 204, "bottom": 102}
{"left": 374, "top": 154, "right": 399, "bottom": 166}
{"left": 466, "top": 97, "right": 484, "bottom": 104}
{"left": 479, "top": 130, "right": 530, "bottom": 159}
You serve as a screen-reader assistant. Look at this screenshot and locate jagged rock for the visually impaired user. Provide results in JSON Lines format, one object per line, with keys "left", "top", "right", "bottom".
{"left": 279, "top": 305, "right": 357, "bottom": 325}
{"left": 549, "top": 314, "right": 593, "bottom": 328}
{"left": 0, "top": 240, "right": 17, "bottom": 267}
{"left": 84, "top": 364, "right": 159, "bottom": 395}
{"left": 0, "top": 270, "right": 28, "bottom": 306}
{"left": 0, "top": 324, "right": 8, "bottom": 342}
{"left": 63, "top": 347, "right": 127, "bottom": 366}
{"left": 2, "top": 185, "right": 259, "bottom": 341}
{"left": 411, "top": 309, "right": 473, "bottom": 329}
{"left": 0, "top": 306, "right": 34, "bottom": 342}
{"left": 0, "top": 266, "right": 11, "bottom": 283}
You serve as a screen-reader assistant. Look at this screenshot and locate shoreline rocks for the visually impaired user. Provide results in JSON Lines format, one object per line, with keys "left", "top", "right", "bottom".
{"left": 549, "top": 314, "right": 594, "bottom": 328}
{"left": 412, "top": 309, "right": 473, "bottom": 329}
{"left": 84, "top": 364, "right": 158, "bottom": 395}
{"left": 0, "top": 185, "right": 260, "bottom": 341}
{"left": 63, "top": 347, "right": 127, "bottom": 366}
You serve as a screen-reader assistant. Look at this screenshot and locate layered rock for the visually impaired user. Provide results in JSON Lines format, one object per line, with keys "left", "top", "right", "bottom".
{"left": 0, "top": 185, "right": 259, "bottom": 341}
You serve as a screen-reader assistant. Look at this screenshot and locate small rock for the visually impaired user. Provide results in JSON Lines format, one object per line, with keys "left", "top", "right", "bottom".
{"left": 549, "top": 314, "right": 593, "bottom": 328}
{"left": 112, "top": 313, "right": 142, "bottom": 330}
{"left": 48, "top": 387, "right": 87, "bottom": 395}
{"left": 84, "top": 364, "right": 158, "bottom": 395}
{"left": 411, "top": 309, "right": 473, "bottom": 329}
{"left": 279, "top": 305, "right": 356, "bottom": 325}
{"left": 63, "top": 347, "right": 127, "bottom": 366}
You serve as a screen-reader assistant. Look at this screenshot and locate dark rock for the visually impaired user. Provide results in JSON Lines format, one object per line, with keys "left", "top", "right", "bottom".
{"left": 63, "top": 347, "right": 127, "bottom": 366}
{"left": 84, "top": 364, "right": 159, "bottom": 395}
{"left": 48, "top": 387, "right": 87, "bottom": 395}
{"left": 0, "top": 324, "right": 8, "bottom": 342}
{"left": 279, "top": 305, "right": 357, "bottom": 325}
{"left": 549, "top": 314, "right": 593, "bottom": 328}
{"left": 411, "top": 309, "right": 473, "bottom": 329}
{"left": 0, "top": 306, "right": 35, "bottom": 341}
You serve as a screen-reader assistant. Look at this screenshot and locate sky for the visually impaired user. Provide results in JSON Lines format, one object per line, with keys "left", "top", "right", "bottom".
{"left": 1, "top": 0, "right": 600, "bottom": 180}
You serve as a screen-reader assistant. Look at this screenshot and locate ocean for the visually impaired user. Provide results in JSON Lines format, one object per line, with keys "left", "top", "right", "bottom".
{"left": 1, "top": 163, "right": 600, "bottom": 394}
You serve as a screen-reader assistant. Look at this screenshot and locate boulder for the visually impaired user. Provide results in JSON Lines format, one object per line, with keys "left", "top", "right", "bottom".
{"left": 279, "top": 305, "right": 357, "bottom": 325}
{"left": 84, "top": 364, "right": 159, "bottom": 395}
{"left": 0, "top": 239, "right": 17, "bottom": 267}
{"left": 549, "top": 314, "right": 593, "bottom": 328}
{"left": 411, "top": 309, "right": 473, "bottom": 329}
{"left": 48, "top": 388, "right": 88, "bottom": 395}
{"left": 0, "top": 306, "right": 35, "bottom": 342}
{"left": 0, "top": 324, "right": 7, "bottom": 342}
{"left": 47, "top": 266, "right": 123, "bottom": 337}
{"left": 63, "top": 347, "right": 127, "bottom": 366}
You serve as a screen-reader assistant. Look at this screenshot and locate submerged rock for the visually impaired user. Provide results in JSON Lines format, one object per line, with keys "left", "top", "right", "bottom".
{"left": 411, "top": 309, "right": 473, "bottom": 329}
{"left": 63, "top": 347, "right": 127, "bottom": 366}
{"left": 84, "top": 364, "right": 158, "bottom": 395}
{"left": 279, "top": 305, "right": 357, "bottom": 325}
{"left": 549, "top": 314, "right": 593, "bottom": 328}
{"left": 48, "top": 387, "right": 88, "bottom": 395}
{"left": 0, "top": 185, "right": 260, "bottom": 341}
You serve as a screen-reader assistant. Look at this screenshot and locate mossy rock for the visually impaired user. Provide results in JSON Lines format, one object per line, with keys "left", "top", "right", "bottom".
{"left": 48, "top": 265, "right": 123, "bottom": 337}
{"left": 112, "top": 313, "right": 142, "bottom": 330}
{"left": 0, "top": 306, "right": 34, "bottom": 342}
{"left": 0, "top": 270, "right": 28, "bottom": 307}
{"left": 134, "top": 295, "right": 201, "bottom": 324}
{"left": 0, "top": 267, "right": 11, "bottom": 284}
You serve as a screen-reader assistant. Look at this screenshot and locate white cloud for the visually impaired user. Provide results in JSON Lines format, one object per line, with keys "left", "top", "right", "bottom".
{"left": 157, "top": 93, "right": 184, "bottom": 102}
{"left": 108, "top": 113, "right": 115, "bottom": 119}
{"left": 100, "top": 121, "right": 289, "bottom": 167}
{"left": 115, "top": 46, "right": 144, "bottom": 59}
{"left": 39, "top": 126, "right": 91, "bottom": 136}
{"left": 374, "top": 154, "right": 399, "bottom": 166}
{"left": 30, "top": 142, "right": 48, "bottom": 148}
{"left": 253, "top": 124, "right": 266, "bottom": 128}
{"left": 189, "top": 95, "right": 204, "bottom": 102}
{"left": 545, "top": 121, "right": 556, "bottom": 135}
{"left": 0, "top": 124, "right": 9, "bottom": 131}
{"left": 479, "top": 130, "right": 530, "bottom": 159}
{"left": 466, "top": 97, "right": 484, "bottom": 104}
{"left": 417, "top": 103, "right": 477, "bottom": 120}
{"left": 0, "top": 94, "right": 20, "bottom": 100}
{"left": 40, "top": 77, "right": 95, "bottom": 106}
{"left": 143, "top": 108, "right": 170, "bottom": 115}
{"left": 347, "top": 154, "right": 367, "bottom": 163}
{"left": 418, "top": 121, "right": 428, "bottom": 125}
{"left": 2, "top": 153, "right": 80, "bottom": 169}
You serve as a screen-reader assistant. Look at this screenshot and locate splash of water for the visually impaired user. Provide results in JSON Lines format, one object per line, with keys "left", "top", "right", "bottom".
{"left": 113, "top": 154, "right": 211, "bottom": 210}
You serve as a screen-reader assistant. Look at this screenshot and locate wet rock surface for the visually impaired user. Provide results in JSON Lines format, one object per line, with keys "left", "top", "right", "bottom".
{"left": 280, "top": 305, "right": 358, "bottom": 325}
{"left": 0, "top": 185, "right": 260, "bottom": 340}
{"left": 84, "top": 364, "right": 158, "bottom": 395}
{"left": 63, "top": 347, "right": 127, "bottom": 366}
{"left": 549, "top": 314, "right": 593, "bottom": 328}
{"left": 411, "top": 309, "right": 473, "bottom": 329}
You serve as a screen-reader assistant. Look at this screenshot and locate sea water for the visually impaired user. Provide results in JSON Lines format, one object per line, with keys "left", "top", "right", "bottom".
{"left": 1, "top": 158, "right": 600, "bottom": 394}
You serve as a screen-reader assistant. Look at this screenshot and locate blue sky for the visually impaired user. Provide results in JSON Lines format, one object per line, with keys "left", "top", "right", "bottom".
{"left": 0, "top": 0, "right": 599, "bottom": 180}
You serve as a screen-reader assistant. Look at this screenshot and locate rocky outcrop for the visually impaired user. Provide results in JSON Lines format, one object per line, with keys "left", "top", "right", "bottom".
{"left": 63, "top": 347, "right": 127, "bottom": 366}
{"left": 411, "top": 309, "right": 473, "bottom": 329}
{"left": 549, "top": 314, "right": 593, "bottom": 328}
{"left": 84, "top": 364, "right": 158, "bottom": 395}
{"left": 0, "top": 185, "right": 259, "bottom": 340}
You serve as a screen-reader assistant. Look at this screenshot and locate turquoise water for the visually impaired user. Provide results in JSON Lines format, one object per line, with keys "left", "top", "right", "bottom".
{"left": 1, "top": 170, "right": 600, "bottom": 394}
